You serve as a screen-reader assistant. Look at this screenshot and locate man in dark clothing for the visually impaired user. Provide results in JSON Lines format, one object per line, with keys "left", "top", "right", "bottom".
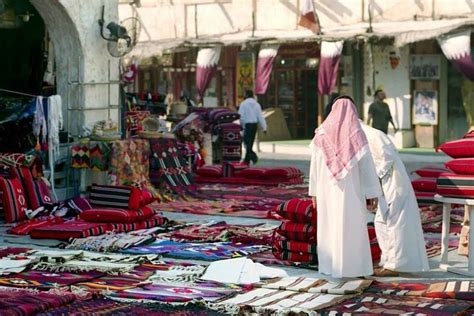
{"left": 368, "top": 90, "right": 397, "bottom": 134}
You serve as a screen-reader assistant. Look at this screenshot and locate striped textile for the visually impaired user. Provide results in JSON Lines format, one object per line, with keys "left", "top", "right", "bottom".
{"left": 89, "top": 184, "right": 141, "bottom": 210}
{"left": 0, "top": 177, "right": 28, "bottom": 223}
{"left": 80, "top": 207, "right": 155, "bottom": 223}
{"left": 30, "top": 220, "right": 111, "bottom": 240}
{"left": 437, "top": 173, "right": 474, "bottom": 198}
{"left": 276, "top": 222, "right": 316, "bottom": 242}
{"left": 276, "top": 198, "right": 316, "bottom": 224}
{"left": 275, "top": 239, "right": 317, "bottom": 255}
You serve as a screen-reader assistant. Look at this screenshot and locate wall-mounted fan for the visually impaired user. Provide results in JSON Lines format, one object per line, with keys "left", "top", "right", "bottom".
{"left": 98, "top": 6, "right": 141, "bottom": 57}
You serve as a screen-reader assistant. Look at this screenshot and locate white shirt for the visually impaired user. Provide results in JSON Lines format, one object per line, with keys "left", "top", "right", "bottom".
{"left": 238, "top": 98, "right": 267, "bottom": 131}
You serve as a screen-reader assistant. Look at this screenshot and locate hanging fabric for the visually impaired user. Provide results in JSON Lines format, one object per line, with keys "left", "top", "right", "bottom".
{"left": 438, "top": 30, "right": 474, "bottom": 81}
{"left": 123, "top": 59, "right": 138, "bottom": 83}
{"left": 255, "top": 45, "right": 279, "bottom": 95}
{"left": 47, "top": 95, "right": 63, "bottom": 200}
{"left": 33, "top": 96, "right": 47, "bottom": 144}
{"left": 196, "top": 46, "right": 221, "bottom": 99}
{"left": 318, "top": 41, "right": 344, "bottom": 95}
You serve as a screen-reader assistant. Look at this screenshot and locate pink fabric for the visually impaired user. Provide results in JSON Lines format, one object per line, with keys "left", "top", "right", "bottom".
{"left": 313, "top": 98, "right": 368, "bottom": 180}
{"left": 255, "top": 46, "right": 279, "bottom": 94}
{"left": 318, "top": 55, "right": 341, "bottom": 95}
{"left": 196, "top": 66, "right": 217, "bottom": 98}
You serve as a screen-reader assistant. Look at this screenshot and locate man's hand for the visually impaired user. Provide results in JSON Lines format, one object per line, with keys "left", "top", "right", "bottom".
{"left": 366, "top": 198, "right": 378, "bottom": 212}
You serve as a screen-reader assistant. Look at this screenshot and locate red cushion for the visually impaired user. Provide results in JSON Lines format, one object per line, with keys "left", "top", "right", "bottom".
{"left": 276, "top": 222, "right": 316, "bottom": 242}
{"left": 437, "top": 138, "right": 474, "bottom": 158}
{"left": 463, "top": 130, "right": 474, "bottom": 138}
{"left": 30, "top": 220, "right": 111, "bottom": 240}
{"left": 445, "top": 158, "right": 474, "bottom": 175}
{"left": 273, "top": 249, "right": 318, "bottom": 264}
{"left": 80, "top": 206, "right": 155, "bottom": 223}
{"left": 89, "top": 184, "right": 142, "bottom": 210}
{"left": 194, "top": 175, "right": 304, "bottom": 186}
{"left": 109, "top": 214, "right": 168, "bottom": 233}
{"left": 276, "top": 198, "right": 316, "bottom": 224}
{"left": 415, "top": 191, "right": 441, "bottom": 206}
{"left": 195, "top": 165, "right": 223, "bottom": 178}
{"left": 0, "top": 177, "right": 28, "bottom": 223}
{"left": 263, "top": 167, "right": 303, "bottom": 178}
{"left": 414, "top": 166, "right": 450, "bottom": 178}
{"left": 238, "top": 167, "right": 268, "bottom": 179}
{"left": 437, "top": 173, "right": 474, "bottom": 199}
{"left": 13, "top": 167, "right": 53, "bottom": 211}
{"left": 411, "top": 177, "right": 437, "bottom": 192}
{"left": 274, "top": 239, "right": 317, "bottom": 255}
{"left": 9, "top": 216, "right": 65, "bottom": 235}
{"left": 140, "top": 188, "right": 155, "bottom": 206}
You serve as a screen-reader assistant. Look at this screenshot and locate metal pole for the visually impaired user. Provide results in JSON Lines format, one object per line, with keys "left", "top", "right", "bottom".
{"left": 108, "top": 59, "right": 111, "bottom": 120}
{"left": 194, "top": 4, "right": 198, "bottom": 38}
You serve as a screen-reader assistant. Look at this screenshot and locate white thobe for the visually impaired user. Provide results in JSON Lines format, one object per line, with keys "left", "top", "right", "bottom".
{"left": 361, "top": 123, "right": 429, "bottom": 272}
{"left": 309, "top": 140, "right": 382, "bottom": 278}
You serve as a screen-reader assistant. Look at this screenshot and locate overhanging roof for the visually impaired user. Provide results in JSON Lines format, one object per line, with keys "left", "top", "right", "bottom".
{"left": 131, "top": 17, "right": 474, "bottom": 59}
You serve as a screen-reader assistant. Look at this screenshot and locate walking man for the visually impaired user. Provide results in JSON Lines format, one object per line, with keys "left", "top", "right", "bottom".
{"left": 238, "top": 90, "right": 267, "bottom": 164}
{"left": 368, "top": 89, "right": 397, "bottom": 134}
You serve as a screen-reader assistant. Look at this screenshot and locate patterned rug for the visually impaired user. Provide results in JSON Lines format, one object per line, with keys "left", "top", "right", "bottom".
{"left": 320, "top": 293, "right": 472, "bottom": 315}
{"left": 424, "top": 235, "right": 459, "bottom": 258}
{"left": 207, "top": 278, "right": 371, "bottom": 315}
{"left": 217, "top": 123, "right": 241, "bottom": 162}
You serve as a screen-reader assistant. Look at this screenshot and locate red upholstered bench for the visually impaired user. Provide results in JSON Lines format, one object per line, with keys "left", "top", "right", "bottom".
{"left": 437, "top": 173, "right": 474, "bottom": 199}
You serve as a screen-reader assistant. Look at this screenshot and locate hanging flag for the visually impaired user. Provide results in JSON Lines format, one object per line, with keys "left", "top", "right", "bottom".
{"left": 298, "top": 0, "right": 321, "bottom": 34}
{"left": 318, "top": 41, "right": 344, "bottom": 95}
{"left": 255, "top": 45, "right": 279, "bottom": 95}
{"left": 438, "top": 30, "right": 474, "bottom": 81}
{"left": 196, "top": 46, "right": 221, "bottom": 99}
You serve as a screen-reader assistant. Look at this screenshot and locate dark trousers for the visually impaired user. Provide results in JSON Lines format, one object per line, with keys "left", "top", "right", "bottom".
{"left": 243, "top": 123, "right": 258, "bottom": 164}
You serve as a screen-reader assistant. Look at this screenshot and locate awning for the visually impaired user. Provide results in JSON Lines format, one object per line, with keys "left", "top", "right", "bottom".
{"left": 131, "top": 17, "right": 474, "bottom": 59}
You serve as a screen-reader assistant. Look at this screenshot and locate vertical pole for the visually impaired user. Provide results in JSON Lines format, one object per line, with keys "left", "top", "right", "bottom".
{"left": 194, "top": 4, "right": 198, "bottom": 38}
{"left": 108, "top": 59, "right": 111, "bottom": 120}
{"left": 440, "top": 202, "right": 452, "bottom": 265}
{"left": 252, "top": 0, "right": 257, "bottom": 37}
{"left": 468, "top": 205, "right": 474, "bottom": 272}
{"left": 295, "top": 0, "right": 300, "bottom": 30}
{"left": 317, "top": 94, "right": 323, "bottom": 126}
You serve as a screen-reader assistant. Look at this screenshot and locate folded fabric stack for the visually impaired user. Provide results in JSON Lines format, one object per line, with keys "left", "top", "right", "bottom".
{"left": 411, "top": 165, "right": 449, "bottom": 206}
{"left": 0, "top": 165, "right": 53, "bottom": 223}
{"left": 195, "top": 165, "right": 304, "bottom": 186}
{"left": 272, "top": 198, "right": 318, "bottom": 264}
{"left": 436, "top": 132, "right": 474, "bottom": 256}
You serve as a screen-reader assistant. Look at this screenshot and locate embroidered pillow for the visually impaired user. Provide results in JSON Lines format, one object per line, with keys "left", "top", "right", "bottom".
{"left": 437, "top": 173, "right": 474, "bottom": 199}
{"left": 195, "top": 165, "right": 223, "bottom": 178}
{"left": 276, "top": 222, "right": 316, "bottom": 242}
{"left": 209, "top": 108, "right": 231, "bottom": 122}
{"left": 0, "top": 177, "right": 28, "bottom": 223}
{"left": 411, "top": 177, "right": 437, "bottom": 192}
{"left": 80, "top": 206, "right": 155, "bottom": 223}
{"left": 276, "top": 198, "right": 316, "bottom": 224}
{"left": 445, "top": 158, "right": 474, "bottom": 175}
{"left": 436, "top": 138, "right": 474, "bottom": 158}
{"left": 13, "top": 167, "right": 53, "bottom": 211}
{"left": 214, "top": 112, "right": 240, "bottom": 124}
{"left": 89, "top": 184, "right": 142, "bottom": 210}
{"left": 414, "top": 166, "right": 450, "bottom": 178}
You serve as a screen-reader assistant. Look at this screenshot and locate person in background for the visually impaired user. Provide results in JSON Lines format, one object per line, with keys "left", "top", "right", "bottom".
{"left": 238, "top": 90, "right": 267, "bottom": 164}
{"left": 309, "top": 96, "right": 383, "bottom": 278}
{"left": 323, "top": 92, "right": 340, "bottom": 120}
{"left": 367, "top": 89, "right": 397, "bottom": 134}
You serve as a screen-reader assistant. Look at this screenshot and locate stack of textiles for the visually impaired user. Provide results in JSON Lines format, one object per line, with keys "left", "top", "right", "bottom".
{"left": 195, "top": 165, "right": 304, "bottom": 186}
{"left": 272, "top": 198, "right": 318, "bottom": 264}
{"left": 436, "top": 132, "right": 474, "bottom": 256}
{"left": 411, "top": 165, "right": 449, "bottom": 206}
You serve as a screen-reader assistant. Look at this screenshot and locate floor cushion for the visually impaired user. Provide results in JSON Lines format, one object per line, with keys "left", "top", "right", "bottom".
{"left": 195, "top": 165, "right": 223, "bottom": 178}
{"left": 264, "top": 167, "right": 303, "bottom": 179}
{"left": 276, "top": 198, "right": 316, "bottom": 224}
{"left": 238, "top": 167, "right": 268, "bottom": 179}
{"left": 80, "top": 206, "right": 155, "bottom": 223}
{"left": 274, "top": 239, "right": 317, "bottom": 255}
{"left": 414, "top": 166, "right": 450, "bottom": 178}
{"left": 436, "top": 138, "right": 474, "bottom": 158}
{"left": 415, "top": 191, "right": 441, "bottom": 206}
{"left": 276, "top": 222, "right": 316, "bottom": 242}
{"left": 411, "top": 177, "right": 437, "bottom": 192}
{"left": 30, "top": 220, "right": 111, "bottom": 240}
{"left": 437, "top": 173, "right": 474, "bottom": 199}
{"left": 89, "top": 184, "right": 142, "bottom": 210}
{"left": 13, "top": 167, "right": 53, "bottom": 211}
{"left": 109, "top": 214, "right": 168, "bottom": 233}
{"left": 445, "top": 158, "right": 474, "bottom": 175}
{"left": 0, "top": 177, "right": 28, "bottom": 223}
{"left": 273, "top": 249, "right": 318, "bottom": 263}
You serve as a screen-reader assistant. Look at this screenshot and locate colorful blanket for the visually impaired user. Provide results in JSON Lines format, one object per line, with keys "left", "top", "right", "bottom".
{"left": 321, "top": 294, "right": 471, "bottom": 315}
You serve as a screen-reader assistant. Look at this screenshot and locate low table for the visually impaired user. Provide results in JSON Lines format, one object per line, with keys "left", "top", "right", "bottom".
{"left": 434, "top": 194, "right": 474, "bottom": 276}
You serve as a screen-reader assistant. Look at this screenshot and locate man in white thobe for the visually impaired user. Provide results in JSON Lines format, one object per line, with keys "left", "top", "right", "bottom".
{"left": 309, "top": 97, "right": 383, "bottom": 278}
{"left": 361, "top": 123, "right": 429, "bottom": 274}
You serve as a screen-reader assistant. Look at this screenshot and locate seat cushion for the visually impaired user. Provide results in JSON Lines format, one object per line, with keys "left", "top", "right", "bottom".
{"left": 80, "top": 206, "right": 155, "bottom": 223}
{"left": 273, "top": 249, "right": 318, "bottom": 264}
{"left": 276, "top": 198, "right": 316, "bottom": 224}
{"left": 195, "top": 165, "right": 223, "bottom": 178}
{"left": 30, "top": 220, "right": 111, "bottom": 240}
{"left": 411, "top": 177, "right": 437, "bottom": 192}
{"left": 436, "top": 138, "right": 474, "bottom": 158}
{"left": 276, "top": 222, "right": 316, "bottom": 242}
{"left": 264, "top": 167, "right": 303, "bottom": 178}
{"left": 445, "top": 158, "right": 474, "bottom": 175}
{"left": 13, "top": 167, "right": 53, "bottom": 211}
{"left": 437, "top": 173, "right": 474, "bottom": 199}
{"left": 0, "top": 177, "right": 28, "bottom": 223}
{"left": 89, "top": 184, "right": 142, "bottom": 210}
{"left": 274, "top": 239, "right": 317, "bottom": 255}
{"left": 415, "top": 191, "right": 441, "bottom": 206}
{"left": 414, "top": 165, "right": 450, "bottom": 178}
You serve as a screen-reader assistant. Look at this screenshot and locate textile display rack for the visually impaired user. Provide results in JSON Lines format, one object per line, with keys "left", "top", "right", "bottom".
{"left": 435, "top": 194, "right": 474, "bottom": 276}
